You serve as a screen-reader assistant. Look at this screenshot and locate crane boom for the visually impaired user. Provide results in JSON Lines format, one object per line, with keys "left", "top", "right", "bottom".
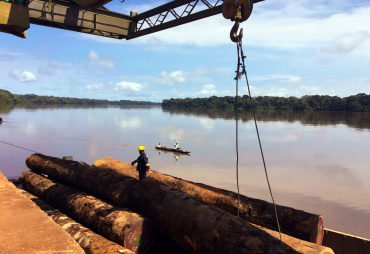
{"left": 2, "top": 0, "right": 263, "bottom": 39}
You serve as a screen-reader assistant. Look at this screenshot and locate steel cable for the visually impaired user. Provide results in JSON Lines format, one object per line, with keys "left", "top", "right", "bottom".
{"left": 0, "top": 140, "right": 40, "bottom": 154}
{"left": 234, "top": 37, "right": 282, "bottom": 240}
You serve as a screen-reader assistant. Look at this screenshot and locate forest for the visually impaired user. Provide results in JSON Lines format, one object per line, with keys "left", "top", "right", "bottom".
{"left": 0, "top": 89, "right": 159, "bottom": 106}
{"left": 162, "top": 94, "right": 370, "bottom": 112}
{"left": 1, "top": 89, "right": 369, "bottom": 112}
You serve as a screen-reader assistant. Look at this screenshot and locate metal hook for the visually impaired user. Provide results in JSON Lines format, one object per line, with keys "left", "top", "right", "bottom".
{"left": 230, "top": 20, "right": 243, "bottom": 43}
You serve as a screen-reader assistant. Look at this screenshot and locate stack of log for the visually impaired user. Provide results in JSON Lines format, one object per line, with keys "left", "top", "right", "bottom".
{"left": 93, "top": 157, "right": 324, "bottom": 243}
{"left": 20, "top": 153, "right": 334, "bottom": 254}
{"left": 19, "top": 186, "right": 135, "bottom": 254}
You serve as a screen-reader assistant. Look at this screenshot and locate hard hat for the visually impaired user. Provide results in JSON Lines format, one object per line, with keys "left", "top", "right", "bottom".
{"left": 138, "top": 146, "right": 145, "bottom": 151}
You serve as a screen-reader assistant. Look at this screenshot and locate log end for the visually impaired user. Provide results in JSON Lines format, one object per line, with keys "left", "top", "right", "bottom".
{"left": 124, "top": 220, "right": 156, "bottom": 254}
{"left": 311, "top": 215, "right": 324, "bottom": 245}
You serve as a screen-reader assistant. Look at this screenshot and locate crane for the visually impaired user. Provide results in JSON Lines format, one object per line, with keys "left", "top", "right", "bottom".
{"left": 1, "top": 0, "right": 263, "bottom": 39}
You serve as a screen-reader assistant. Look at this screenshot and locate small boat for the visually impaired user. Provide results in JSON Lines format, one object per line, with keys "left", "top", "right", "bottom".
{"left": 155, "top": 145, "right": 191, "bottom": 154}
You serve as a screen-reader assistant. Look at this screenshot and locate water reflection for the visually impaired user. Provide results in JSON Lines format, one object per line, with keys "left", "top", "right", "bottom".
{"left": 157, "top": 149, "right": 191, "bottom": 162}
{"left": 162, "top": 107, "right": 370, "bottom": 130}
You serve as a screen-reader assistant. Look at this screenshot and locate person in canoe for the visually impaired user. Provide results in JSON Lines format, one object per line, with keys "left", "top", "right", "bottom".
{"left": 131, "top": 146, "right": 151, "bottom": 180}
{"left": 174, "top": 141, "right": 179, "bottom": 150}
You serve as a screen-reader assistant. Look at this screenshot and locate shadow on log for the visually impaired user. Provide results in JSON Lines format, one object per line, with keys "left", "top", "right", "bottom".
{"left": 19, "top": 187, "right": 135, "bottom": 254}
{"left": 19, "top": 170, "right": 155, "bottom": 254}
{"left": 93, "top": 157, "right": 324, "bottom": 244}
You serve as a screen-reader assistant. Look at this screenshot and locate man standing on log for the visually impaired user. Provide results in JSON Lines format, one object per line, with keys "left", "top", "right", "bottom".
{"left": 131, "top": 146, "right": 151, "bottom": 180}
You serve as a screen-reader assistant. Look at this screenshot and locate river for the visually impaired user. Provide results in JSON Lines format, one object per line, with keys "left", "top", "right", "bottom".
{"left": 0, "top": 105, "right": 369, "bottom": 239}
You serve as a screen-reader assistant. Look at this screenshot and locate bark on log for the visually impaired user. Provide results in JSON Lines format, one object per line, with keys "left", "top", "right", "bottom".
{"left": 19, "top": 170, "right": 156, "bottom": 254}
{"left": 93, "top": 157, "right": 324, "bottom": 244}
{"left": 129, "top": 177, "right": 326, "bottom": 254}
{"left": 26, "top": 153, "right": 137, "bottom": 207}
{"left": 20, "top": 188, "right": 135, "bottom": 254}
{"left": 25, "top": 154, "right": 327, "bottom": 254}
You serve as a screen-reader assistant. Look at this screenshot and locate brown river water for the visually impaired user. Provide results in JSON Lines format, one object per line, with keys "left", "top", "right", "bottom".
{"left": 0, "top": 105, "right": 369, "bottom": 239}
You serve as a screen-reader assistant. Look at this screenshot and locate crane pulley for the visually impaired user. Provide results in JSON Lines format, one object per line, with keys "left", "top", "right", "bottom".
{"left": 222, "top": 0, "right": 253, "bottom": 43}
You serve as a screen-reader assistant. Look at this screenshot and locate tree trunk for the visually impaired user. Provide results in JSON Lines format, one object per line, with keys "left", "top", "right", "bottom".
{"left": 129, "top": 177, "right": 331, "bottom": 254}
{"left": 93, "top": 157, "right": 324, "bottom": 244}
{"left": 20, "top": 188, "right": 135, "bottom": 254}
{"left": 19, "top": 170, "right": 156, "bottom": 254}
{"left": 25, "top": 154, "right": 330, "bottom": 254}
{"left": 26, "top": 153, "right": 137, "bottom": 207}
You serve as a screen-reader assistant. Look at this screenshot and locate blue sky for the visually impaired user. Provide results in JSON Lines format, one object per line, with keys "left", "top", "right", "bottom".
{"left": 1, "top": 0, "right": 369, "bottom": 102}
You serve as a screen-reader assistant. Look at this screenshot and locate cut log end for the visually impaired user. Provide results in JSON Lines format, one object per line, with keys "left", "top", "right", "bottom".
{"left": 124, "top": 220, "right": 157, "bottom": 254}
{"left": 311, "top": 215, "right": 324, "bottom": 244}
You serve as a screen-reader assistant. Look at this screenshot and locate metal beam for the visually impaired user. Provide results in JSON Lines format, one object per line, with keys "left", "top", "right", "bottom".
{"left": 129, "top": 5, "right": 223, "bottom": 39}
{"left": 29, "top": 0, "right": 133, "bottom": 39}
{"left": 128, "top": 0, "right": 264, "bottom": 39}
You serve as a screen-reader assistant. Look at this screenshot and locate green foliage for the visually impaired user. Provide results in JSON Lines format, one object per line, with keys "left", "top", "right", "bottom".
{"left": 162, "top": 94, "right": 370, "bottom": 112}
{"left": 0, "top": 89, "right": 159, "bottom": 106}
{"left": 0, "top": 89, "right": 17, "bottom": 105}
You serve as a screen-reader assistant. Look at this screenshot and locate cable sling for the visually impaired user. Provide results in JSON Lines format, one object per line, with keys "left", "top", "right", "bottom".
{"left": 233, "top": 25, "right": 282, "bottom": 240}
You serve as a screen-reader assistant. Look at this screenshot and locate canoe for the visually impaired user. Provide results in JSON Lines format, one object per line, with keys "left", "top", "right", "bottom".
{"left": 155, "top": 146, "right": 190, "bottom": 154}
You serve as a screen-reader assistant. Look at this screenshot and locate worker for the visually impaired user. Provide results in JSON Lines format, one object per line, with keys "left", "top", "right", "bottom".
{"left": 174, "top": 141, "right": 179, "bottom": 150}
{"left": 131, "top": 146, "right": 150, "bottom": 180}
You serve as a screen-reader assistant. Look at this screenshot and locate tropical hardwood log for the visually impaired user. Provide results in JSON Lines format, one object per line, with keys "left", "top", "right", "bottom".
{"left": 93, "top": 157, "right": 324, "bottom": 244}
{"left": 20, "top": 188, "right": 134, "bottom": 254}
{"left": 25, "top": 154, "right": 329, "bottom": 254}
{"left": 26, "top": 153, "right": 137, "bottom": 207}
{"left": 19, "top": 170, "right": 156, "bottom": 254}
{"left": 129, "top": 177, "right": 331, "bottom": 254}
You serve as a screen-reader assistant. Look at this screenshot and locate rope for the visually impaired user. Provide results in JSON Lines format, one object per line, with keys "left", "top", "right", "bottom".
{"left": 0, "top": 140, "right": 40, "bottom": 154}
{"left": 235, "top": 42, "right": 241, "bottom": 218}
{"left": 234, "top": 35, "right": 282, "bottom": 240}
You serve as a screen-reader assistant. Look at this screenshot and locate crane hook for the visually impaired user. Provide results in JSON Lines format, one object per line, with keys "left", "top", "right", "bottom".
{"left": 230, "top": 20, "right": 243, "bottom": 43}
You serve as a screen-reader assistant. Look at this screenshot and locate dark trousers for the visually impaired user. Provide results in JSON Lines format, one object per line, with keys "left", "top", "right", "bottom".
{"left": 138, "top": 170, "right": 146, "bottom": 180}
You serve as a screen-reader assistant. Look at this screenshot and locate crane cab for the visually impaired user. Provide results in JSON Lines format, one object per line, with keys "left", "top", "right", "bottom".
{"left": 0, "top": 0, "right": 29, "bottom": 38}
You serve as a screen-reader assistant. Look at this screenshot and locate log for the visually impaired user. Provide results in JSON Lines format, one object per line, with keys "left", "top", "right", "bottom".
{"left": 93, "top": 157, "right": 324, "bottom": 244}
{"left": 26, "top": 154, "right": 329, "bottom": 254}
{"left": 129, "top": 177, "right": 331, "bottom": 254}
{"left": 20, "top": 188, "right": 135, "bottom": 254}
{"left": 26, "top": 153, "right": 138, "bottom": 207}
{"left": 19, "top": 170, "right": 156, "bottom": 254}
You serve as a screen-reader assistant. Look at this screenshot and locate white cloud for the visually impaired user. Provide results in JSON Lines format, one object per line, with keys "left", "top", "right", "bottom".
{"left": 9, "top": 70, "right": 36, "bottom": 82}
{"left": 320, "top": 31, "right": 370, "bottom": 55}
{"left": 114, "top": 81, "right": 143, "bottom": 92}
{"left": 251, "top": 75, "right": 302, "bottom": 83}
{"left": 198, "top": 84, "right": 216, "bottom": 95}
{"left": 86, "top": 83, "right": 105, "bottom": 93}
{"left": 159, "top": 71, "right": 187, "bottom": 85}
{"left": 88, "top": 50, "right": 114, "bottom": 69}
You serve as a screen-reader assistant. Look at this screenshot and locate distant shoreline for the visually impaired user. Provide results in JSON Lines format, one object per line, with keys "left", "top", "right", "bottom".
{"left": 0, "top": 89, "right": 160, "bottom": 106}
{"left": 1, "top": 89, "right": 369, "bottom": 112}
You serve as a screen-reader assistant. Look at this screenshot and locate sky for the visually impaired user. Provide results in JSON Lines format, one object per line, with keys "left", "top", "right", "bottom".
{"left": 0, "top": 0, "right": 369, "bottom": 102}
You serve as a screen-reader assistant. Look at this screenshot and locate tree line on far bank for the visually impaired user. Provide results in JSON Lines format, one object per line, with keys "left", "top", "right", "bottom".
{"left": 1, "top": 89, "right": 369, "bottom": 112}
{"left": 162, "top": 93, "right": 370, "bottom": 112}
{"left": 0, "top": 89, "right": 159, "bottom": 106}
